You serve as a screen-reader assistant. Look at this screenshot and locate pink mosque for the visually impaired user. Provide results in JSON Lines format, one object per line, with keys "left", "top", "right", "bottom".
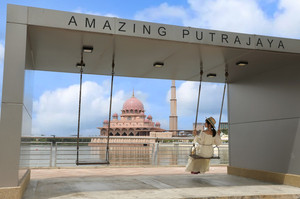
{"left": 99, "top": 92, "right": 165, "bottom": 136}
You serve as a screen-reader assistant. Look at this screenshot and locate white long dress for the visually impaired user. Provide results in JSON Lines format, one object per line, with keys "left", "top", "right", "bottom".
{"left": 185, "top": 131, "right": 222, "bottom": 173}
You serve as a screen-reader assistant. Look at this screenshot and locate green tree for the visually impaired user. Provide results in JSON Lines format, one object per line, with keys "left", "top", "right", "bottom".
{"left": 220, "top": 129, "right": 228, "bottom": 135}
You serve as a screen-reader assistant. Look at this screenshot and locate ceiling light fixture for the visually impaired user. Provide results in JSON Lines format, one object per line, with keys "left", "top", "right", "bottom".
{"left": 82, "top": 46, "right": 94, "bottom": 53}
{"left": 76, "top": 62, "right": 85, "bottom": 68}
{"left": 153, "top": 62, "right": 164, "bottom": 68}
{"left": 207, "top": 73, "right": 217, "bottom": 78}
{"left": 76, "top": 46, "right": 92, "bottom": 69}
{"left": 236, "top": 61, "right": 248, "bottom": 66}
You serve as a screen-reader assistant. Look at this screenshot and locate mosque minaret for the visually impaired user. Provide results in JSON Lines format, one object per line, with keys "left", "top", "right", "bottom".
{"left": 169, "top": 80, "right": 178, "bottom": 136}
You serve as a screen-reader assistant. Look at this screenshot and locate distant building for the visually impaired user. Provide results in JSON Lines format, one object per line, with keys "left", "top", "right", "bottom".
{"left": 99, "top": 92, "right": 165, "bottom": 136}
{"left": 219, "top": 122, "right": 228, "bottom": 129}
{"left": 150, "top": 132, "right": 173, "bottom": 138}
{"left": 193, "top": 122, "right": 205, "bottom": 131}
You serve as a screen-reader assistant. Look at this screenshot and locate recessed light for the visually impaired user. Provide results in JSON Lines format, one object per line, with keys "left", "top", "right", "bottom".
{"left": 82, "top": 46, "right": 93, "bottom": 53}
{"left": 153, "top": 62, "right": 164, "bottom": 68}
{"left": 207, "top": 73, "right": 217, "bottom": 78}
{"left": 236, "top": 61, "right": 248, "bottom": 66}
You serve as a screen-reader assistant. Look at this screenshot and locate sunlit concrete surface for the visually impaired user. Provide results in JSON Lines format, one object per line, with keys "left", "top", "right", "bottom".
{"left": 23, "top": 166, "right": 300, "bottom": 199}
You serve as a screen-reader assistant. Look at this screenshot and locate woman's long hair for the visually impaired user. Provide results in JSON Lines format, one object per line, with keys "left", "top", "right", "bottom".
{"left": 206, "top": 119, "right": 216, "bottom": 137}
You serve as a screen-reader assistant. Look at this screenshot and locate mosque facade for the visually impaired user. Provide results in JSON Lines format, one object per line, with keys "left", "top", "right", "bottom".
{"left": 99, "top": 92, "right": 164, "bottom": 136}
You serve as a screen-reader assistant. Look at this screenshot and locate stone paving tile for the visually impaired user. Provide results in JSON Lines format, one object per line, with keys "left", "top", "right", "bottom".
{"left": 23, "top": 166, "right": 300, "bottom": 199}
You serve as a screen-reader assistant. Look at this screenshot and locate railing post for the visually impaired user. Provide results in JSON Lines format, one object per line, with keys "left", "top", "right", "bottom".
{"left": 54, "top": 142, "right": 57, "bottom": 167}
{"left": 152, "top": 140, "right": 159, "bottom": 166}
{"left": 174, "top": 142, "right": 179, "bottom": 165}
{"left": 50, "top": 142, "right": 53, "bottom": 167}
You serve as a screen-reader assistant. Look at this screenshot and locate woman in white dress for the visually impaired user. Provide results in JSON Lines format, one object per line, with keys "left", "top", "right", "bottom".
{"left": 185, "top": 117, "right": 222, "bottom": 174}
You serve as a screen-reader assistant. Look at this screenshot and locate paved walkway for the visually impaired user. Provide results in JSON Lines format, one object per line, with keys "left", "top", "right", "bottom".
{"left": 23, "top": 166, "right": 300, "bottom": 199}
{"left": 28, "top": 166, "right": 226, "bottom": 179}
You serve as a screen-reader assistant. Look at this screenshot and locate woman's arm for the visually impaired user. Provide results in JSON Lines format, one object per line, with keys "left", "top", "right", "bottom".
{"left": 192, "top": 130, "right": 197, "bottom": 136}
{"left": 214, "top": 130, "right": 222, "bottom": 146}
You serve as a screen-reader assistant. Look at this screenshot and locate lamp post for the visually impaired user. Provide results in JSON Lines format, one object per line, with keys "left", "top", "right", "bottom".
{"left": 51, "top": 134, "right": 56, "bottom": 144}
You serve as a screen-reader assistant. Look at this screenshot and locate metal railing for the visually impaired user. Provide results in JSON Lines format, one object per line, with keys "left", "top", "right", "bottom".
{"left": 20, "top": 139, "right": 228, "bottom": 168}
{"left": 55, "top": 142, "right": 157, "bottom": 167}
{"left": 20, "top": 142, "right": 52, "bottom": 168}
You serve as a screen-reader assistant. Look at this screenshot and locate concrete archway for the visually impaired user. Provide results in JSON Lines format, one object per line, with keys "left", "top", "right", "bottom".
{"left": 0, "top": 4, "right": 300, "bottom": 192}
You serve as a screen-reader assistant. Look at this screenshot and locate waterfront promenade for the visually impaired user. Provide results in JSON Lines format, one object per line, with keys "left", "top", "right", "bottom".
{"left": 23, "top": 166, "right": 300, "bottom": 199}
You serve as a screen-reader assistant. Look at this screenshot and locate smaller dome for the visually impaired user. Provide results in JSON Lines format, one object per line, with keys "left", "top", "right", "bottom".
{"left": 113, "top": 113, "right": 118, "bottom": 117}
{"left": 103, "top": 120, "right": 109, "bottom": 123}
{"left": 147, "top": 115, "right": 152, "bottom": 119}
{"left": 155, "top": 122, "right": 160, "bottom": 126}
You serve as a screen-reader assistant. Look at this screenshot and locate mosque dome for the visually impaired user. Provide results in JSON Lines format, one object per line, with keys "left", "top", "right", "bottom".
{"left": 103, "top": 120, "right": 109, "bottom": 124}
{"left": 155, "top": 122, "right": 160, "bottom": 126}
{"left": 122, "top": 93, "right": 144, "bottom": 113}
{"left": 147, "top": 115, "right": 152, "bottom": 120}
{"left": 113, "top": 113, "right": 118, "bottom": 117}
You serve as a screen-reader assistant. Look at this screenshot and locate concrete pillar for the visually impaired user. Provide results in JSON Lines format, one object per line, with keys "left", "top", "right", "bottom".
{"left": 0, "top": 5, "right": 32, "bottom": 187}
{"left": 0, "top": 24, "right": 27, "bottom": 186}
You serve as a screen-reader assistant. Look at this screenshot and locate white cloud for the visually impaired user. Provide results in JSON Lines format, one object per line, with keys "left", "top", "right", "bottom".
{"left": 185, "top": 0, "right": 271, "bottom": 35}
{"left": 73, "top": 7, "right": 118, "bottom": 18}
{"left": 177, "top": 81, "right": 226, "bottom": 116}
{"left": 272, "top": 0, "right": 300, "bottom": 37}
{"left": 135, "top": 3, "right": 188, "bottom": 24}
{"left": 135, "top": 0, "right": 300, "bottom": 38}
{"left": 32, "top": 81, "right": 140, "bottom": 136}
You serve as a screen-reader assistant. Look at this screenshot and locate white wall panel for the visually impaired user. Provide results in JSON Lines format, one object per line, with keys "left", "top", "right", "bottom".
{"left": 230, "top": 119, "right": 297, "bottom": 173}
{"left": 229, "top": 64, "right": 300, "bottom": 174}
{"left": 288, "top": 119, "right": 300, "bottom": 174}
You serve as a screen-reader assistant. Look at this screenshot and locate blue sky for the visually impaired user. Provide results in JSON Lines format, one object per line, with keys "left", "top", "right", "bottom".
{"left": 1, "top": 0, "right": 300, "bottom": 136}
